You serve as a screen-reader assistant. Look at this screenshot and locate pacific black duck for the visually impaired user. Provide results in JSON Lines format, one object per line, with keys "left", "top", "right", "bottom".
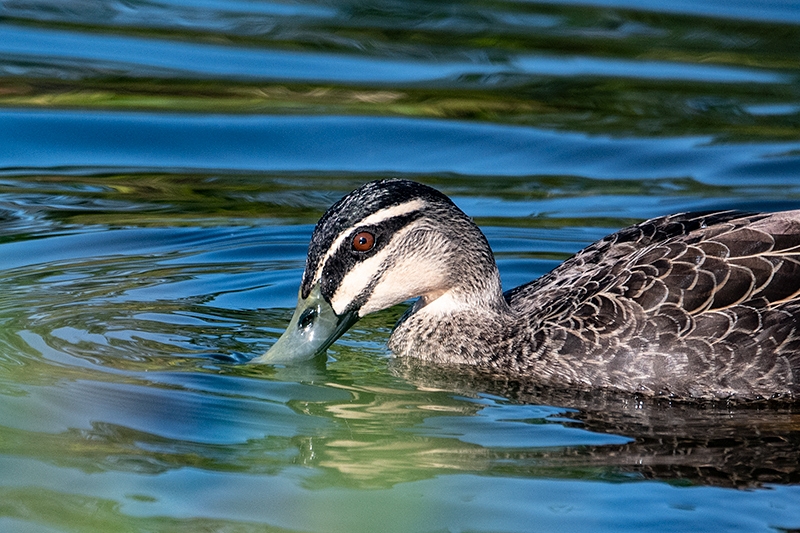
{"left": 257, "top": 179, "right": 800, "bottom": 401}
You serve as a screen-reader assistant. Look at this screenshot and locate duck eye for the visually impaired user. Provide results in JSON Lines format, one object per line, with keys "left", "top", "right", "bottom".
{"left": 352, "top": 231, "right": 375, "bottom": 252}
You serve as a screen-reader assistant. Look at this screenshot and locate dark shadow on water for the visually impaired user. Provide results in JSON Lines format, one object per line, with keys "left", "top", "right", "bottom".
{"left": 390, "top": 358, "right": 800, "bottom": 489}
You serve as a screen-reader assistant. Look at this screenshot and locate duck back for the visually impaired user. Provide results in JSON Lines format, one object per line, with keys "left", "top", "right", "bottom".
{"left": 505, "top": 210, "right": 800, "bottom": 400}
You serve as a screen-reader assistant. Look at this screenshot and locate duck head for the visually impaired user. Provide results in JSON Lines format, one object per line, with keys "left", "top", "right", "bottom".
{"left": 255, "top": 179, "right": 500, "bottom": 363}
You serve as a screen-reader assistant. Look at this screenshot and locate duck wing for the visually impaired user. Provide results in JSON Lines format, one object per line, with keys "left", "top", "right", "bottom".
{"left": 505, "top": 210, "right": 800, "bottom": 399}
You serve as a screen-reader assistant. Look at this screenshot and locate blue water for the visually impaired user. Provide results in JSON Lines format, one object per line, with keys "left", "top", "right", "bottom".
{"left": 1, "top": 0, "right": 800, "bottom": 531}
{"left": 6, "top": 109, "right": 798, "bottom": 186}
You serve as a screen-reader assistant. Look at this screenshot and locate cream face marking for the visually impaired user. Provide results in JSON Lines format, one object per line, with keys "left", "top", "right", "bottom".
{"left": 310, "top": 198, "right": 428, "bottom": 286}
{"left": 328, "top": 224, "right": 439, "bottom": 316}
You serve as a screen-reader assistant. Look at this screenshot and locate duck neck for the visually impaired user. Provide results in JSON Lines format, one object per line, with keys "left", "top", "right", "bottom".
{"left": 436, "top": 270, "right": 508, "bottom": 314}
{"left": 388, "top": 267, "right": 514, "bottom": 364}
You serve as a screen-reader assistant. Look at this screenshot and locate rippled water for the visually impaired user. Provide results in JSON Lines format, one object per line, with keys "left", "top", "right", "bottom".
{"left": 2, "top": 0, "right": 800, "bottom": 531}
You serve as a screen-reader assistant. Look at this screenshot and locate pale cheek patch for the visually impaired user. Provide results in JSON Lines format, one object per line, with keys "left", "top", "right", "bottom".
{"left": 329, "top": 251, "right": 388, "bottom": 315}
{"left": 359, "top": 255, "right": 448, "bottom": 316}
{"left": 357, "top": 229, "right": 452, "bottom": 316}
{"left": 329, "top": 244, "right": 448, "bottom": 316}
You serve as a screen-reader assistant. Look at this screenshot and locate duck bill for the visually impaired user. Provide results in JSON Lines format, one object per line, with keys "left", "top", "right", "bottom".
{"left": 255, "top": 283, "right": 358, "bottom": 364}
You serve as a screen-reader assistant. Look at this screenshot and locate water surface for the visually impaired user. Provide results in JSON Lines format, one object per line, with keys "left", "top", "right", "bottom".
{"left": 1, "top": 0, "right": 800, "bottom": 531}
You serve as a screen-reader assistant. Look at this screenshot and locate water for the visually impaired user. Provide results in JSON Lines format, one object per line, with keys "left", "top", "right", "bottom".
{"left": 1, "top": 0, "right": 800, "bottom": 531}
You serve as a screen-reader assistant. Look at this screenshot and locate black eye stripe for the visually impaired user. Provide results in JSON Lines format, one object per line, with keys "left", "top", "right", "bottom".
{"left": 300, "top": 180, "right": 459, "bottom": 299}
{"left": 317, "top": 210, "right": 424, "bottom": 307}
{"left": 343, "top": 212, "right": 421, "bottom": 257}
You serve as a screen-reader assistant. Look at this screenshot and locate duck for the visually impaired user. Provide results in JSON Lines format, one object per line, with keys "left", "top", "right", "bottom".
{"left": 256, "top": 178, "right": 800, "bottom": 401}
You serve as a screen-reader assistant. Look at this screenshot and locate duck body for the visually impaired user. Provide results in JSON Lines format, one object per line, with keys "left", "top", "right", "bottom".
{"left": 258, "top": 179, "right": 800, "bottom": 401}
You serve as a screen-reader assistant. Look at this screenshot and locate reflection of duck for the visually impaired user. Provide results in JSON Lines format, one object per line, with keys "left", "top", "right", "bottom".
{"left": 258, "top": 179, "right": 800, "bottom": 401}
{"left": 391, "top": 358, "right": 800, "bottom": 488}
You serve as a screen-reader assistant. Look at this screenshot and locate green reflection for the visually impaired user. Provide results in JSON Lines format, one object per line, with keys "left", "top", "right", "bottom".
{"left": 0, "top": 486, "right": 295, "bottom": 533}
{"left": 0, "top": 173, "right": 786, "bottom": 229}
